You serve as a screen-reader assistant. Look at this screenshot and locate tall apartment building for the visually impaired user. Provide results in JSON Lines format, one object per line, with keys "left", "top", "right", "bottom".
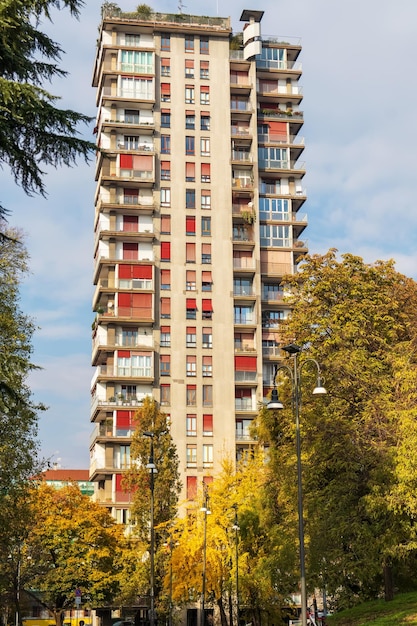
{"left": 90, "top": 7, "right": 306, "bottom": 520}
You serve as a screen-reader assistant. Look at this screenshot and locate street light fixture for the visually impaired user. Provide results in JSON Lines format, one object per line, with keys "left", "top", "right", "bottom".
{"left": 232, "top": 505, "right": 240, "bottom": 626}
{"left": 267, "top": 344, "right": 326, "bottom": 626}
{"left": 200, "top": 485, "right": 211, "bottom": 626}
{"left": 143, "top": 431, "right": 158, "bottom": 626}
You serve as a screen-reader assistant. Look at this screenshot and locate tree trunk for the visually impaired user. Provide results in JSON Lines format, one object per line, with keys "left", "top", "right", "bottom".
{"left": 384, "top": 561, "right": 394, "bottom": 601}
{"left": 217, "top": 596, "right": 229, "bottom": 626}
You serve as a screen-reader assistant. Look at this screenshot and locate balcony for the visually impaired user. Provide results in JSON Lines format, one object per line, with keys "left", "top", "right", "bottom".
{"left": 235, "top": 398, "right": 255, "bottom": 411}
{"left": 258, "top": 159, "right": 305, "bottom": 173}
{"left": 234, "top": 316, "right": 256, "bottom": 327}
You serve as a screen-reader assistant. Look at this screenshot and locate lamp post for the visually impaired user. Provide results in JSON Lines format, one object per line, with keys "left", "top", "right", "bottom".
{"left": 200, "top": 485, "right": 211, "bottom": 626}
{"left": 267, "top": 343, "right": 326, "bottom": 626}
{"left": 232, "top": 505, "right": 240, "bottom": 626}
{"left": 144, "top": 431, "right": 158, "bottom": 626}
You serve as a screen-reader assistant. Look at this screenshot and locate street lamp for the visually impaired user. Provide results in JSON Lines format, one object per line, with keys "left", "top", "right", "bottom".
{"left": 267, "top": 343, "right": 326, "bottom": 626}
{"left": 200, "top": 485, "right": 211, "bottom": 626}
{"left": 232, "top": 505, "right": 240, "bottom": 626}
{"left": 144, "top": 431, "right": 158, "bottom": 626}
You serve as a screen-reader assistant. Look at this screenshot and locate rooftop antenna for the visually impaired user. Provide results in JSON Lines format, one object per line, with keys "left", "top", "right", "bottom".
{"left": 178, "top": 0, "right": 185, "bottom": 13}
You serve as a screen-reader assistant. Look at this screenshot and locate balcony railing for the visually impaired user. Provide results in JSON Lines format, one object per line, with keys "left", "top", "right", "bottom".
{"left": 234, "top": 371, "right": 257, "bottom": 382}
{"left": 235, "top": 432, "right": 255, "bottom": 441}
{"left": 101, "top": 86, "right": 155, "bottom": 101}
{"left": 234, "top": 316, "right": 255, "bottom": 326}
{"left": 235, "top": 398, "right": 254, "bottom": 411}
{"left": 256, "top": 59, "right": 302, "bottom": 72}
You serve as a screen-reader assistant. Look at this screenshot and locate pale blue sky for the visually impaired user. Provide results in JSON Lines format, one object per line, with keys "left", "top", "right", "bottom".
{"left": 3, "top": 0, "right": 417, "bottom": 468}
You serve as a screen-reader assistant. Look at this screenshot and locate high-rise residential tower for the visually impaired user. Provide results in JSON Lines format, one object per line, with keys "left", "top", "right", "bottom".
{"left": 90, "top": 6, "right": 306, "bottom": 522}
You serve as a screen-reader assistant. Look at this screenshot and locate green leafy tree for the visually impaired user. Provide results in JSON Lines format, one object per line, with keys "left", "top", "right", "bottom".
{"left": 25, "top": 483, "right": 125, "bottom": 625}
{"left": 122, "top": 397, "right": 182, "bottom": 612}
{"left": 0, "top": 225, "right": 45, "bottom": 619}
{"left": 0, "top": 0, "right": 95, "bottom": 216}
{"left": 270, "top": 250, "right": 417, "bottom": 607}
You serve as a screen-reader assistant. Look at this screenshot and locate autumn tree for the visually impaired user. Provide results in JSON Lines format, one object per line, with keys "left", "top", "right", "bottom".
{"left": 268, "top": 250, "right": 417, "bottom": 607}
{"left": 0, "top": 0, "right": 95, "bottom": 216}
{"left": 25, "top": 483, "right": 125, "bottom": 625}
{"left": 122, "top": 397, "right": 182, "bottom": 613}
{"left": 165, "top": 454, "right": 298, "bottom": 626}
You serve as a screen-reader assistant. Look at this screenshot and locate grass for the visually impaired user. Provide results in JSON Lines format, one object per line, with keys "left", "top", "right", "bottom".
{"left": 326, "top": 591, "right": 417, "bottom": 625}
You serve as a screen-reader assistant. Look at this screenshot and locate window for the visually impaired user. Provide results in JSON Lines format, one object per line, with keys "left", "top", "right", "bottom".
{"left": 120, "top": 76, "right": 153, "bottom": 99}
{"left": 203, "top": 444, "right": 213, "bottom": 467}
{"left": 201, "top": 243, "right": 211, "bottom": 264}
{"left": 161, "top": 268, "right": 171, "bottom": 290}
{"left": 161, "top": 135, "right": 171, "bottom": 154}
{"left": 121, "top": 328, "right": 138, "bottom": 347}
{"left": 160, "top": 188, "right": 171, "bottom": 208}
{"left": 122, "top": 242, "right": 138, "bottom": 260}
{"left": 234, "top": 305, "right": 253, "bottom": 324}
{"left": 187, "top": 414, "right": 197, "bottom": 436}
{"left": 200, "top": 85, "right": 210, "bottom": 104}
{"left": 202, "top": 327, "right": 212, "bottom": 348}
{"left": 186, "top": 297, "right": 197, "bottom": 319}
{"left": 202, "top": 270, "right": 212, "bottom": 292}
{"left": 161, "top": 34, "right": 170, "bottom": 51}
{"left": 200, "top": 113, "right": 210, "bottom": 130}
{"left": 160, "top": 297, "right": 171, "bottom": 318}
{"left": 185, "top": 59, "right": 194, "bottom": 78}
{"left": 123, "top": 135, "right": 140, "bottom": 150}
{"left": 200, "top": 137, "right": 210, "bottom": 156}
{"left": 185, "top": 162, "right": 195, "bottom": 182}
{"left": 259, "top": 224, "right": 291, "bottom": 247}
{"left": 186, "top": 326, "right": 196, "bottom": 348}
{"left": 202, "top": 298, "right": 213, "bottom": 320}
{"left": 186, "top": 270, "right": 196, "bottom": 291}
{"left": 258, "top": 147, "right": 289, "bottom": 169}
{"left": 202, "top": 355, "right": 212, "bottom": 377}
{"left": 200, "top": 36, "right": 209, "bottom": 54}
{"left": 187, "top": 384, "right": 197, "bottom": 406}
{"left": 201, "top": 190, "right": 211, "bottom": 210}
{"left": 161, "top": 241, "right": 171, "bottom": 262}
{"left": 185, "top": 112, "right": 195, "bottom": 129}
{"left": 259, "top": 198, "right": 290, "bottom": 221}
{"left": 161, "top": 160, "right": 171, "bottom": 180}
{"left": 161, "top": 83, "right": 171, "bottom": 102}
{"left": 124, "top": 109, "right": 140, "bottom": 124}
{"left": 160, "top": 383, "right": 170, "bottom": 405}
{"left": 185, "top": 35, "right": 194, "bottom": 52}
{"left": 125, "top": 33, "right": 141, "bottom": 46}
{"left": 186, "top": 444, "right": 197, "bottom": 467}
{"left": 186, "top": 216, "right": 196, "bottom": 236}
{"left": 186, "top": 243, "right": 196, "bottom": 264}
{"left": 161, "top": 110, "right": 171, "bottom": 128}
{"left": 186, "top": 355, "right": 197, "bottom": 377}
{"left": 262, "top": 283, "right": 284, "bottom": 301}
{"left": 185, "top": 85, "right": 195, "bottom": 104}
{"left": 161, "top": 214, "right": 171, "bottom": 234}
{"left": 203, "top": 413, "right": 213, "bottom": 436}
{"left": 201, "top": 216, "right": 211, "bottom": 236}
{"left": 120, "top": 50, "right": 153, "bottom": 74}
{"left": 160, "top": 325, "right": 171, "bottom": 347}
{"left": 201, "top": 163, "right": 211, "bottom": 183}
{"left": 187, "top": 475, "right": 197, "bottom": 500}
{"left": 161, "top": 57, "right": 170, "bottom": 76}
{"left": 186, "top": 188, "right": 196, "bottom": 208}
{"left": 234, "top": 278, "right": 252, "bottom": 296}
{"left": 203, "top": 384, "right": 213, "bottom": 407}
{"left": 185, "top": 136, "right": 195, "bottom": 155}
{"left": 200, "top": 60, "right": 209, "bottom": 79}
{"left": 262, "top": 310, "right": 286, "bottom": 328}
{"left": 160, "top": 354, "right": 170, "bottom": 376}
